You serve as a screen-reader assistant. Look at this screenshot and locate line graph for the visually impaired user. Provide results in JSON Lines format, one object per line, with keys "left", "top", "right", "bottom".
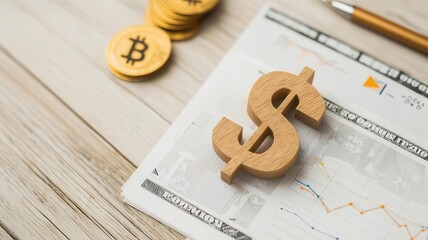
{"left": 294, "top": 178, "right": 320, "bottom": 197}
{"left": 305, "top": 154, "right": 423, "bottom": 229}
{"left": 310, "top": 156, "right": 375, "bottom": 207}
{"left": 279, "top": 207, "right": 340, "bottom": 240}
{"left": 293, "top": 178, "right": 428, "bottom": 240}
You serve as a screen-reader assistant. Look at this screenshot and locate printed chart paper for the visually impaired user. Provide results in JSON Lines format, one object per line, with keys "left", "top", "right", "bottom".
{"left": 122, "top": 5, "right": 428, "bottom": 240}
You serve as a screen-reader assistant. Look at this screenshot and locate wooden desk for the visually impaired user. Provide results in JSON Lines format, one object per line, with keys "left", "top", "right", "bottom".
{"left": 0, "top": 0, "right": 427, "bottom": 239}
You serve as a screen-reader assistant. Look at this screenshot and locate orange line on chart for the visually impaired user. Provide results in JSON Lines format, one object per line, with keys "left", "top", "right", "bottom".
{"left": 306, "top": 156, "right": 426, "bottom": 231}
{"left": 295, "top": 179, "right": 427, "bottom": 240}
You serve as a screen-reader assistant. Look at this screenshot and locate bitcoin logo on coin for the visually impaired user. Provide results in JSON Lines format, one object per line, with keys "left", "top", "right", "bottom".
{"left": 212, "top": 67, "right": 326, "bottom": 184}
{"left": 106, "top": 26, "right": 171, "bottom": 80}
{"left": 121, "top": 36, "right": 149, "bottom": 65}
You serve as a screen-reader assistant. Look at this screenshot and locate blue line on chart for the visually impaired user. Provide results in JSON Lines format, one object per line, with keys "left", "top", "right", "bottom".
{"left": 379, "top": 84, "right": 387, "bottom": 95}
{"left": 280, "top": 207, "right": 340, "bottom": 240}
{"left": 294, "top": 179, "right": 320, "bottom": 198}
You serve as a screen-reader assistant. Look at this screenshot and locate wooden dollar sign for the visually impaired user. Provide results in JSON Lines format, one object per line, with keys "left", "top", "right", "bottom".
{"left": 212, "top": 67, "right": 326, "bottom": 184}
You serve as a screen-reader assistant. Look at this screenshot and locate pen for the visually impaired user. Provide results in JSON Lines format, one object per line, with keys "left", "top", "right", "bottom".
{"left": 323, "top": 0, "right": 428, "bottom": 55}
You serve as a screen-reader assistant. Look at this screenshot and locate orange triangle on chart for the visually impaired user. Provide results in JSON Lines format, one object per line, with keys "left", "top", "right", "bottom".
{"left": 363, "top": 76, "right": 380, "bottom": 89}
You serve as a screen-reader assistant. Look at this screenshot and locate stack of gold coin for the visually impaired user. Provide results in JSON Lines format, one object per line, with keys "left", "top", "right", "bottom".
{"left": 106, "top": 25, "right": 172, "bottom": 81}
{"left": 145, "top": 0, "right": 221, "bottom": 41}
{"left": 106, "top": 0, "right": 220, "bottom": 81}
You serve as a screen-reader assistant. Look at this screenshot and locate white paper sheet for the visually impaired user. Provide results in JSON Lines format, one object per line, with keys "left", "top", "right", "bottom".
{"left": 122, "top": 5, "right": 428, "bottom": 240}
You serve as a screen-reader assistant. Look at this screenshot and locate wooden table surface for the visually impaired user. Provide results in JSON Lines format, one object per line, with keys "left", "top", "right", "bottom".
{"left": 0, "top": 0, "right": 427, "bottom": 239}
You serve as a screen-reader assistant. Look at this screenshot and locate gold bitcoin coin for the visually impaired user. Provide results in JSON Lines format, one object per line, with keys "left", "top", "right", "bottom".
{"left": 165, "top": 24, "right": 200, "bottom": 41}
{"left": 163, "top": 0, "right": 221, "bottom": 16}
{"left": 107, "top": 59, "right": 162, "bottom": 81}
{"left": 145, "top": 12, "right": 200, "bottom": 41}
{"left": 106, "top": 25, "right": 171, "bottom": 77}
{"left": 156, "top": 0, "right": 203, "bottom": 22}
{"left": 106, "top": 60, "right": 137, "bottom": 81}
{"left": 146, "top": 6, "right": 198, "bottom": 31}
{"left": 153, "top": 0, "right": 200, "bottom": 26}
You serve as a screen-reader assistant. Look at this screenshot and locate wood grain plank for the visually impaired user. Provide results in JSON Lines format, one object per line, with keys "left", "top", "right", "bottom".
{"left": 12, "top": 0, "right": 189, "bottom": 122}
{"left": 23, "top": 0, "right": 202, "bottom": 121}
{"left": 0, "top": 49, "right": 183, "bottom": 239}
{"left": 0, "top": 225, "right": 14, "bottom": 240}
{"left": 43, "top": 0, "right": 246, "bottom": 111}
{"left": 0, "top": 0, "right": 168, "bottom": 166}
{"left": 58, "top": 0, "right": 230, "bottom": 79}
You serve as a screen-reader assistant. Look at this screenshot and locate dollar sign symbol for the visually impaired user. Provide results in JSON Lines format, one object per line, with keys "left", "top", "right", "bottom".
{"left": 121, "top": 36, "right": 148, "bottom": 65}
{"left": 212, "top": 67, "right": 326, "bottom": 184}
